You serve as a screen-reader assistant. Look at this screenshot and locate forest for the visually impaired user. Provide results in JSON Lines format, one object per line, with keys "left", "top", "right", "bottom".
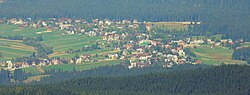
{"left": 0, "top": 64, "right": 208, "bottom": 84}
{"left": 0, "top": 0, "right": 250, "bottom": 41}
{"left": 0, "top": 65, "right": 249, "bottom": 95}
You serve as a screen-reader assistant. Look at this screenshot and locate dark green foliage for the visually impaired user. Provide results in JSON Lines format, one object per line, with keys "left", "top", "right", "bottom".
{"left": 247, "top": 58, "right": 250, "bottom": 64}
{"left": 0, "top": 65, "right": 250, "bottom": 95}
{"left": 232, "top": 47, "right": 250, "bottom": 60}
{"left": 184, "top": 48, "right": 196, "bottom": 57}
{"left": 13, "top": 69, "right": 32, "bottom": 82}
{"left": 0, "top": 70, "right": 10, "bottom": 84}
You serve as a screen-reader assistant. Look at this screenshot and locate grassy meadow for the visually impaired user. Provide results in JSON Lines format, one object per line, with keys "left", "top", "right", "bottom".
{"left": 0, "top": 38, "right": 36, "bottom": 62}
{"left": 145, "top": 22, "right": 189, "bottom": 30}
{"left": 241, "top": 42, "right": 250, "bottom": 47}
{"left": 22, "top": 60, "right": 124, "bottom": 75}
{"left": 0, "top": 24, "right": 111, "bottom": 59}
{"left": 190, "top": 45, "right": 245, "bottom": 65}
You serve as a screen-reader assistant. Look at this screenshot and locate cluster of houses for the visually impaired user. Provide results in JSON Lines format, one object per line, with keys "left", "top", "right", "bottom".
{"left": 0, "top": 54, "right": 93, "bottom": 71}
{"left": 0, "top": 17, "right": 246, "bottom": 71}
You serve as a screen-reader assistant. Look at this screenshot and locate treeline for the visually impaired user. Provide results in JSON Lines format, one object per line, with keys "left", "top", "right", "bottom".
{"left": 0, "top": 0, "right": 250, "bottom": 41}
{"left": 38, "top": 64, "right": 208, "bottom": 84}
{"left": 0, "top": 65, "right": 250, "bottom": 95}
{"left": 233, "top": 47, "right": 250, "bottom": 63}
{"left": 0, "top": 70, "right": 10, "bottom": 84}
{"left": 0, "top": 69, "right": 33, "bottom": 84}
{"left": 0, "top": 64, "right": 208, "bottom": 85}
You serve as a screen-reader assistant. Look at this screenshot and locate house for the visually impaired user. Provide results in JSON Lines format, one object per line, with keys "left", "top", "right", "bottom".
{"left": 8, "top": 18, "right": 17, "bottom": 24}
{"left": 145, "top": 25, "right": 152, "bottom": 31}
{"left": 46, "top": 27, "right": 52, "bottom": 32}
{"left": 6, "top": 61, "right": 13, "bottom": 70}
{"left": 125, "top": 44, "right": 133, "bottom": 49}
{"left": 190, "top": 39, "right": 204, "bottom": 44}
{"left": 108, "top": 54, "right": 118, "bottom": 60}
{"left": 16, "top": 62, "right": 29, "bottom": 68}
{"left": 81, "top": 54, "right": 91, "bottom": 62}
{"left": 193, "top": 60, "right": 202, "bottom": 65}
{"left": 221, "top": 39, "right": 233, "bottom": 43}
{"left": 105, "top": 20, "right": 112, "bottom": 25}
{"left": 137, "top": 54, "right": 150, "bottom": 60}
{"left": 51, "top": 59, "right": 60, "bottom": 65}
{"left": 76, "top": 57, "right": 82, "bottom": 64}
{"left": 88, "top": 31, "right": 97, "bottom": 37}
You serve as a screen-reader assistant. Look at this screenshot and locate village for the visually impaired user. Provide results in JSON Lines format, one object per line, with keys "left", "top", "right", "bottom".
{"left": 0, "top": 18, "right": 245, "bottom": 71}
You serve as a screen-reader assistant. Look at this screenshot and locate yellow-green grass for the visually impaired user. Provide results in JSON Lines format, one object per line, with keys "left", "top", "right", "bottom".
{"left": 23, "top": 75, "right": 51, "bottom": 83}
{"left": 190, "top": 45, "right": 245, "bottom": 65}
{"left": 0, "top": 38, "right": 36, "bottom": 62}
{"left": 0, "top": 24, "right": 46, "bottom": 37}
{"left": 0, "top": 24, "right": 103, "bottom": 58}
{"left": 52, "top": 47, "right": 114, "bottom": 59}
{"left": 42, "top": 32, "right": 102, "bottom": 58}
{"left": 145, "top": 22, "right": 189, "bottom": 30}
{"left": 192, "top": 35, "right": 222, "bottom": 40}
{"left": 241, "top": 42, "right": 250, "bottom": 47}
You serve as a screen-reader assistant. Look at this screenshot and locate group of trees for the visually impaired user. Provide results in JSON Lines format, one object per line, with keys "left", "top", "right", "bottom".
{"left": 0, "top": 70, "right": 10, "bottom": 84}
{"left": 0, "top": 65, "right": 249, "bottom": 95}
{"left": 232, "top": 47, "right": 250, "bottom": 62}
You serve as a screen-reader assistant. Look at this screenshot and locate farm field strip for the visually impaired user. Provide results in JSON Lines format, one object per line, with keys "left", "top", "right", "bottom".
{"left": 191, "top": 45, "right": 245, "bottom": 65}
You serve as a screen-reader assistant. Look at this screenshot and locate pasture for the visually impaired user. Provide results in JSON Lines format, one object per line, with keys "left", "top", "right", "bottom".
{"left": 22, "top": 60, "right": 124, "bottom": 75}
{"left": 241, "top": 42, "right": 250, "bottom": 47}
{"left": 190, "top": 45, "right": 245, "bottom": 65}
{"left": 0, "top": 24, "right": 107, "bottom": 59}
{"left": 145, "top": 22, "right": 190, "bottom": 30}
{"left": 0, "top": 38, "right": 36, "bottom": 62}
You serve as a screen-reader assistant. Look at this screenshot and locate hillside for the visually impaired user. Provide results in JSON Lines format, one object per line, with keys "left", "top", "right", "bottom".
{"left": 0, "top": 65, "right": 249, "bottom": 95}
{"left": 0, "top": 0, "right": 249, "bottom": 41}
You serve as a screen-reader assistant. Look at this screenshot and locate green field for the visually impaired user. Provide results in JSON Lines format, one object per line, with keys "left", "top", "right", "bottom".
{"left": 0, "top": 38, "right": 36, "bottom": 62}
{"left": 192, "top": 35, "right": 222, "bottom": 41}
{"left": 190, "top": 45, "right": 245, "bottom": 65}
{"left": 0, "top": 24, "right": 46, "bottom": 37}
{"left": 146, "top": 22, "right": 189, "bottom": 30}
{"left": 40, "top": 31, "right": 102, "bottom": 58}
{"left": 241, "top": 42, "right": 250, "bottom": 47}
{"left": 0, "top": 24, "right": 121, "bottom": 75}
{"left": 0, "top": 24, "right": 110, "bottom": 59}
{"left": 23, "top": 60, "right": 124, "bottom": 75}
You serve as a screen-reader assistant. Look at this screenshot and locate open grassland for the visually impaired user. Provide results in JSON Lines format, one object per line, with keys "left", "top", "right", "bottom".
{"left": 192, "top": 35, "right": 222, "bottom": 41}
{"left": 22, "top": 60, "right": 124, "bottom": 75}
{"left": 0, "top": 24, "right": 46, "bottom": 37}
{"left": 145, "top": 22, "right": 189, "bottom": 30}
{"left": 23, "top": 75, "right": 51, "bottom": 83}
{"left": 0, "top": 38, "right": 36, "bottom": 62}
{"left": 0, "top": 24, "right": 105, "bottom": 58}
{"left": 42, "top": 32, "right": 101, "bottom": 52}
{"left": 241, "top": 42, "right": 250, "bottom": 47}
{"left": 42, "top": 31, "right": 103, "bottom": 58}
{"left": 190, "top": 45, "right": 245, "bottom": 65}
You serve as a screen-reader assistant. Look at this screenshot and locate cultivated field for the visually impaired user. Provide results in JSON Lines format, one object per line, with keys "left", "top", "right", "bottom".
{"left": 0, "top": 38, "right": 36, "bottom": 62}
{"left": 23, "top": 60, "right": 124, "bottom": 75}
{"left": 145, "top": 22, "right": 190, "bottom": 30}
{"left": 0, "top": 24, "right": 112, "bottom": 59}
{"left": 190, "top": 45, "right": 245, "bottom": 65}
{"left": 241, "top": 42, "right": 250, "bottom": 47}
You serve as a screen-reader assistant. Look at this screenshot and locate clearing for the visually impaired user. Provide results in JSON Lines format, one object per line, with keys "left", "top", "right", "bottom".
{"left": 190, "top": 45, "right": 245, "bottom": 65}
{"left": 0, "top": 38, "right": 36, "bottom": 62}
